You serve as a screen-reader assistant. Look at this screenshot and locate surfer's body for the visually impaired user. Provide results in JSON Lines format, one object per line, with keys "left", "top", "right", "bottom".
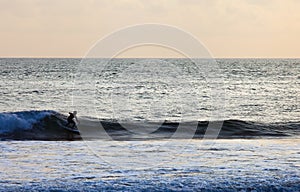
{"left": 66, "top": 111, "right": 78, "bottom": 129}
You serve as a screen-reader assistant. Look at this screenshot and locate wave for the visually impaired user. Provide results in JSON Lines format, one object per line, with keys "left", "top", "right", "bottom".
{"left": 0, "top": 110, "right": 81, "bottom": 140}
{"left": 0, "top": 110, "right": 299, "bottom": 141}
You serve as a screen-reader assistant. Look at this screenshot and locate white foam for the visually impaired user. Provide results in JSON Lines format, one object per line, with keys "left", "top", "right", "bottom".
{"left": 0, "top": 111, "right": 52, "bottom": 134}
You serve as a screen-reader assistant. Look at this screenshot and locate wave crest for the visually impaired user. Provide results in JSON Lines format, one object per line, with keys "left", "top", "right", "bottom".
{"left": 0, "top": 110, "right": 79, "bottom": 140}
{"left": 0, "top": 110, "right": 299, "bottom": 140}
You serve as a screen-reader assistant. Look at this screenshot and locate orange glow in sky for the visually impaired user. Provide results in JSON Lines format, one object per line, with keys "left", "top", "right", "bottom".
{"left": 0, "top": 0, "right": 299, "bottom": 58}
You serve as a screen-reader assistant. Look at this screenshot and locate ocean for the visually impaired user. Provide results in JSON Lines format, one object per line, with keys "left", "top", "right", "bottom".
{"left": 0, "top": 58, "right": 299, "bottom": 191}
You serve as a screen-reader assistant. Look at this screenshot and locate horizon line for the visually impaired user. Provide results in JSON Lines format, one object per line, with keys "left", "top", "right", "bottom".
{"left": 1, "top": 56, "right": 300, "bottom": 59}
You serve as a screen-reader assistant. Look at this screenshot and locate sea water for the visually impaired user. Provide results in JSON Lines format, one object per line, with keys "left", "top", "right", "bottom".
{"left": 0, "top": 58, "right": 299, "bottom": 191}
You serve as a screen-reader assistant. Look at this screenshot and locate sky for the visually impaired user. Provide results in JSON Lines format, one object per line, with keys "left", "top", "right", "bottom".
{"left": 0, "top": 0, "right": 300, "bottom": 58}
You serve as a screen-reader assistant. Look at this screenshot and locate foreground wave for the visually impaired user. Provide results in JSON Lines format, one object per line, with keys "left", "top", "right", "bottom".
{"left": 0, "top": 110, "right": 299, "bottom": 141}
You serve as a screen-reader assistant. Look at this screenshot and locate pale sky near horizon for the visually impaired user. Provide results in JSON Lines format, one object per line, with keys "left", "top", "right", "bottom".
{"left": 0, "top": 0, "right": 300, "bottom": 58}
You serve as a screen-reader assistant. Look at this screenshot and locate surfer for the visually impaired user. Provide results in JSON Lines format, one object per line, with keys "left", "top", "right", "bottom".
{"left": 66, "top": 111, "right": 79, "bottom": 129}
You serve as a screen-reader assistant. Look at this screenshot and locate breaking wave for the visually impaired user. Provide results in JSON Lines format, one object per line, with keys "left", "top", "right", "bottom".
{"left": 0, "top": 110, "right": 299, "bottom": 141}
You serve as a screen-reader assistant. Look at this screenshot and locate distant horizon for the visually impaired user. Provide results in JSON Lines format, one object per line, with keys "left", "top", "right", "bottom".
{"left": 1, "top": 56, "right": 300, "bottom": 59}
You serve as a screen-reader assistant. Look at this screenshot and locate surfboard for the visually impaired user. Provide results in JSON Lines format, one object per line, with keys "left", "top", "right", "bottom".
{"left": 52, "top": 113, "right": 80, "bottom": 134}
{"left": 62, "top": 125, "right": 80, "bottom": 134}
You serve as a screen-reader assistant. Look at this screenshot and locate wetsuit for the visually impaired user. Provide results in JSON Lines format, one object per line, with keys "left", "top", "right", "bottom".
{"left": 66, "top": 112, "right": 76, "bottom": 128}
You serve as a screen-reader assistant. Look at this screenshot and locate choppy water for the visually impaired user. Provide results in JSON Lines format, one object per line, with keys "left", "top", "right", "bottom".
{"left": 0, "top": 58, "right": 299, "bottom": 191}
{"left": 1, "top": 139, "right": 299, "bottom": 191}
{"left": 1, "top": 58, "right": 299, "bottom": 122}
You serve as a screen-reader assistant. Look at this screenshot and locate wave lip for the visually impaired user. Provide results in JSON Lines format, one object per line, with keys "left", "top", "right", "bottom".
{"left": 0, "top": 110, "right": 81, "bottom": 140}
{"left": 0, "top": 110, "right": 299, "bottom": 141}
{"left": 0, "top": 110, "right": 53, "bottom": 134}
